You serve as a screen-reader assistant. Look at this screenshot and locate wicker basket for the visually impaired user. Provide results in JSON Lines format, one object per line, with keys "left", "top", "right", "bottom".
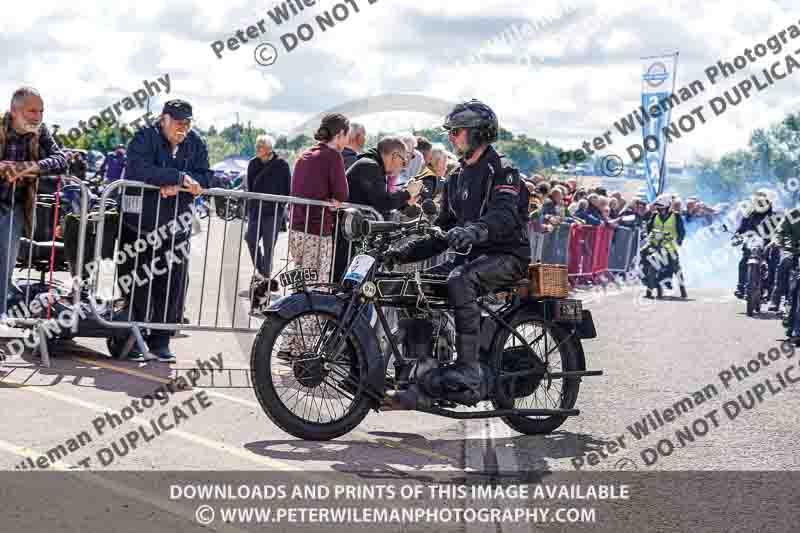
{"left": 527, "top": 263, "right": 569, "bottom": 298}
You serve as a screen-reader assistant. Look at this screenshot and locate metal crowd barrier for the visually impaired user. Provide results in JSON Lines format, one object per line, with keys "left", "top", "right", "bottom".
{"left": 567, "top": 225, "right": 597, "bottom": 283}
{"left": 2, "top": 175, "right": 91, "bottom": 367}
{"left": 565, "top": 224, "right": 617, "bottom": 284}
{"left": 399, "top": 220, "right": 639, "bottom": 284}
{"left": 607, "top": 226, "right": 641, "bottom": 274}
{"left": 1, "top": 174, "right": 653, "bottom": 367}
{"left": 82, "top": 180, "right": 382, "bottom": 358}
{"left": 531, "top": 222, "right": 639, "bottom": 284}
{"left": 539, "top": 223, "right": 571, "bottom": 265}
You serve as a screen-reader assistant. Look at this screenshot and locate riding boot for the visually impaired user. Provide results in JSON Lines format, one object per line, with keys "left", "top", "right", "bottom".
{"left": 435, "top": 333, "right": 491, "bottom": 406}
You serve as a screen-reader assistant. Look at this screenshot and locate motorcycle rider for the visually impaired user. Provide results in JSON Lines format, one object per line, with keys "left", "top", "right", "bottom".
{"left": 773, "top": 203, "right": 800, "bottom": 340}
{"left": 734, "top": 190, "right": 776, "bottom": 300}
{"left": 642, "top": 194, "right": 687, "bottom": 298}
{"left": 383, "top": 99, "right": 530, "bottom": 408}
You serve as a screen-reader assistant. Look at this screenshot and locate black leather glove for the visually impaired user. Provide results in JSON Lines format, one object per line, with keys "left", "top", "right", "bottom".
{"left": 382, "top": 246, "right": 407, "bottom": 267}
{"left": 446, "top": 225, "right": 486, "bottom": 250}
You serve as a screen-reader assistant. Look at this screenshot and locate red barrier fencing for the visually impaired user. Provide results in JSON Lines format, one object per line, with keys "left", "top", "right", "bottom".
{"left": 567, "top": 225, "right": 596, "bottom": 282}
{"left": 591, "top": 225, "right": 615, "bottom": 275}
{"left": 567, "top": 224, "right": 615, "bottom": 284}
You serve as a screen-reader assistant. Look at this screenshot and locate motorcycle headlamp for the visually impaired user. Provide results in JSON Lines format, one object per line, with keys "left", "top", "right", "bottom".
{"left": 341, "top": 208, "right": 366, "bottom": 241}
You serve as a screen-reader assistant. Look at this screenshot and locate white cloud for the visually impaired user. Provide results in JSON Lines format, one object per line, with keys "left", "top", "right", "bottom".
{"left": 2, "top": 0, "right": 800, "bottom": 165}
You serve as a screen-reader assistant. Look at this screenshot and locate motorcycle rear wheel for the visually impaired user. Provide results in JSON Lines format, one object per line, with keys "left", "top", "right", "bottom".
{"left": 250, "top": 311, "right": 373, "bottom": 440}
{"left": 489, "top": 311, "right": 581, "bottom": 435}
{"left": 746, "top": 263, "right": 761, "bottom": 316}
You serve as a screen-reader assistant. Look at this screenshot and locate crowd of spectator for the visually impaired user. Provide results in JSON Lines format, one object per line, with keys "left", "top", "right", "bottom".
{"left": 519, "top": 173, "right": 720, "bottom": 237}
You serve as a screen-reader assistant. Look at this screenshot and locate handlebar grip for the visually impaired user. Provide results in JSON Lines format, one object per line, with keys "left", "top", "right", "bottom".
{"left": 364, "top": 220, "right": 402, "bottom": 234}
{"left": 364, "top": 218, "right": 422, "bottom": 235}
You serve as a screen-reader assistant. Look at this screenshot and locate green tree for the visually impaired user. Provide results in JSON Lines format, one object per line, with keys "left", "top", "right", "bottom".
{"left": 413, "top": 127, "right": 448, "bottom": 145}
{"left": 206, "top": 135, "right": 237, "bottom": 166}
{"left": 238, "top": 122, "right": 266, "bottom": 158}
{"left": 220, "top": 124, "right": 243, "bottom": 146}
{"left": 287, "top": 134, "right": 310, "bottom": 152}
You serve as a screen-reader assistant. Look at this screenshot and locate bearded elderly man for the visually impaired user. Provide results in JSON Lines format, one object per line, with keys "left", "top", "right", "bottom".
{"left": 0, "top": 87, "right": 68, "bottom": 337}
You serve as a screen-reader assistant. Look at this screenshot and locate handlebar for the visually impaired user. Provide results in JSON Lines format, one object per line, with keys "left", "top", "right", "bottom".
{"left": 363, "top": 217, "right": 446, "bottom": 241}
{"left": 363, "top": 219, "right": 419, "bottom": 234}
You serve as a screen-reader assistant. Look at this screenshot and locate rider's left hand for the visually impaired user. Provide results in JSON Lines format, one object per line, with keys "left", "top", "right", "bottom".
{"left": 446, "top": 226, "right": 479, "bottom": 250}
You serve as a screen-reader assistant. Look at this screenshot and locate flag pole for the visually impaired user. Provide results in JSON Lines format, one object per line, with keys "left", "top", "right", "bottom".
{"left": 657, "top": 51, "right": 680, "bottom": 197}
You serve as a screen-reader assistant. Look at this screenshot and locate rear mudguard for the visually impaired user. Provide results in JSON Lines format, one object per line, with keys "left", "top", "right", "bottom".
{"left": 482, "top": 301, "right": 594, "bottom": 372}
{"left": 265, "top": 292, "right": 386, "bottom": 402}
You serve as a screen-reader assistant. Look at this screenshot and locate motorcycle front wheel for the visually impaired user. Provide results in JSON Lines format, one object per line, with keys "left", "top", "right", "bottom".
{"left": 489, "top": 311, "right": 581, "bottom": 435}
{"left": 250, "top": 311, "right": 373, "bottom": 440}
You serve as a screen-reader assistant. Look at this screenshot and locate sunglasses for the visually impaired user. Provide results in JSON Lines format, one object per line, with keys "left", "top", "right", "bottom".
{"left": 446, "top": 127, "right": 464, "bottom": 137}
{"left": 392, "top": 152, "right": 408, "bottom": 165}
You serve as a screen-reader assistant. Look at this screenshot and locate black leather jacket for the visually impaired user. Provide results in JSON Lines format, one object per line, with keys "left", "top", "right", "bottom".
{"left": 401, "top": 145, "right": 530, "bottom": 262}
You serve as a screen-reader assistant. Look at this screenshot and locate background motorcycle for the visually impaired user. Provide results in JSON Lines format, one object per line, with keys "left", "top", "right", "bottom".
{"left": 724, "top": 225, "right": 771, "bottom": 317}
{"left": 640, "top": 228, "right": 688, "bottom": 299}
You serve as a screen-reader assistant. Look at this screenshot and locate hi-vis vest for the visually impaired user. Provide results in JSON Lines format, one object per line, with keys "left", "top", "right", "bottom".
{"left": 650, "top": 212, "right": 678, "bottom": 252}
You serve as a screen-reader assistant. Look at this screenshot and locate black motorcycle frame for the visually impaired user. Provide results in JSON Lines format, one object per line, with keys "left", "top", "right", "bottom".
{"left": 265, "top": 217, "right": 601, "bottom": 421}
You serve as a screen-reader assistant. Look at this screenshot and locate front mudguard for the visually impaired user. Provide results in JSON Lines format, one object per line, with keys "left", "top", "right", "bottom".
{"left": 265, "top": 292, "right": 386, "bottom": 404}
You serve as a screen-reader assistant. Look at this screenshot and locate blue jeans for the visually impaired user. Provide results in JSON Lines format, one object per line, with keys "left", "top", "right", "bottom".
{"left": 0, "top": 203, "right": 24, "bottom": 318}
{"left": 246, "top": 214, "right": 276, "bottom": 278}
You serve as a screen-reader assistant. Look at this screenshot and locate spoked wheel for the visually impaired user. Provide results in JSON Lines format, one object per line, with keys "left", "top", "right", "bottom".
{"left": 250, "top": 311, "right": 372, "bottom": 440}
{"left": 489, "top": 311, "right": 580, "bottom": 435}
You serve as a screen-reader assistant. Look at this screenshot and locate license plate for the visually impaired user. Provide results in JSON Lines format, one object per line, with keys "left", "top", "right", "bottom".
{"left": 343, "top": 255, "right": 375, "bottom": 285}
{"left": 279, "top": 268, "right": 318, "bottom": 288}
{"left": 554, "top": 300, "right": 582, "bottom": 321}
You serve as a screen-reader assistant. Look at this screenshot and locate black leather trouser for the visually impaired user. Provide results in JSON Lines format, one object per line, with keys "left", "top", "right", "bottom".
{"left": 426, "top": 253, "right": 528, "bottom": 363}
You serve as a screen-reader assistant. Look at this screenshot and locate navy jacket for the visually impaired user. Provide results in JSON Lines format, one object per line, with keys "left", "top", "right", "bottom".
{"left": 122, "top": 123, "right": 210, "bottom": 233}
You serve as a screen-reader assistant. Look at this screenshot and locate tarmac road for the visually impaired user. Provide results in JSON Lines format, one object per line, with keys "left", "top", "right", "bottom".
{"left": 2, "top": 213, "right": 799, "bottom": 531}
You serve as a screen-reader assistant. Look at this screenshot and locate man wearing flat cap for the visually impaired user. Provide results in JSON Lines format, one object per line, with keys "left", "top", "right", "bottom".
{"left": 118, "top": 99, "right": 209, "bottom": 362}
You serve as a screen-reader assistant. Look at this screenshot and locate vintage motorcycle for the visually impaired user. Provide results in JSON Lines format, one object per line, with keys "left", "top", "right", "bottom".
{"left": 724, "top": 225, "right": 771, "bottom": 317}
{"left": 250, "top": 210, "right": 602, "bottom": 441}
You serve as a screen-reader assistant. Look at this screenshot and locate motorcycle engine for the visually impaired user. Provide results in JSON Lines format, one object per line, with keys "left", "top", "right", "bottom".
{"left": 400, "top": 318, "right": 435, "bottom": 360}
{"left": 399, "top": 316, "right": 456, "bottom": 384}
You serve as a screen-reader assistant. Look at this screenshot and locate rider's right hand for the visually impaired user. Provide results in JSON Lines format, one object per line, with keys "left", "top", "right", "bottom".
{"left": 382, "top": 247, "right": 405, "bottom": 267}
